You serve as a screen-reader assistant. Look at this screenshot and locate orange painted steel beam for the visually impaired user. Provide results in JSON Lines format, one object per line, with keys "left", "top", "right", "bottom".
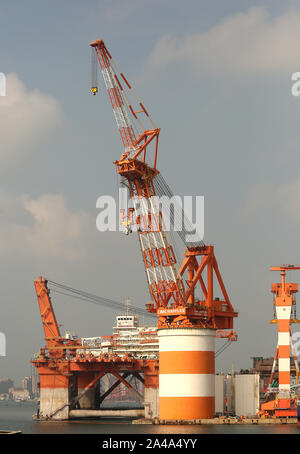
{"left": 99, "top": 373, "right": 131, "bottom": 404}
{"left": 34, "top": 276, "right": 61, "bottom": 341}
{"left": 111, "top": 370, "right": 144, "bottom": 403}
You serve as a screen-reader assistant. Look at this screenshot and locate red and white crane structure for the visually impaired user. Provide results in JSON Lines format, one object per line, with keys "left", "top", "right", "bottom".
{"left": 90, "top": 38, "right": 237, "bottom": 333}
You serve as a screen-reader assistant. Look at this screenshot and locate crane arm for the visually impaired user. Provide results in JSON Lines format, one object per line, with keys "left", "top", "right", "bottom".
{"left": 34, "top": 276, "right": 61, "bottom": 342}
{"left": 34, "top": 276, "right": 81, "bottom": 358}
{"left": 90, "top": 39, "right": 158, "bottom": 160}
{"left": 91, "top": 39, "right": 186, "bottom": 311}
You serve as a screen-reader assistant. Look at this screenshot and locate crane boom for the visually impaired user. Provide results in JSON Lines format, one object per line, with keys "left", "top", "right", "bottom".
{"left": 34, "top": 276, "right": 61, "bottom": 341}
{"left": 90, "top": 39, "right": 157, "bottom": 156}
{"left": 34, "top": 276, "right": 81, "bottom": 359}
{"left": 90, "top": 38, "right": 186, "bottom": 311}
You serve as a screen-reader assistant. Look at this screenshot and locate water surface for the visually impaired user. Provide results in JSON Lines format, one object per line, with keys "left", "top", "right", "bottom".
{"left": 0, "top": 402, "right": 300, "bottom": 434}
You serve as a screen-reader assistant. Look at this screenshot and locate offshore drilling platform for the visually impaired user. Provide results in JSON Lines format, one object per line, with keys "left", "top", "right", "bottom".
{"left": 31, "top": 39, "right": 300, "bottom": 424}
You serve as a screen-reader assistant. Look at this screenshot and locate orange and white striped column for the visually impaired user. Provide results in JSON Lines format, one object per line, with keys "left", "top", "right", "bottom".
{"left": 39, "top": 371, "right": 70, "bottom": 420}
{"left": 275, "top": 299, "right": 292, "bottom": 395}
{"left": 158, "top": 328, "right": 215, "bottom": 420}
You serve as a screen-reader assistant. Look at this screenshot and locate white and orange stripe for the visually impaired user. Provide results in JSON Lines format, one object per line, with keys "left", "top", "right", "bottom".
{"left": 275, "top": 300, "right": 292, "bottom": 393}
{"left": 158, "top": 328, "right": 216, "bottom": 420}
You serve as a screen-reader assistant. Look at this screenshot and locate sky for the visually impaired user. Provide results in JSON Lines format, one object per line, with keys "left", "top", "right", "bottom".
{"left": 1, "top": 0, "right": 300, "bottom": 382}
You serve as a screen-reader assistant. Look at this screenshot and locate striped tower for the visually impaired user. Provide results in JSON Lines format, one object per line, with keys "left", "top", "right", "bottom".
{"left": 158, "top": 328, "right": 216, "bottom": 420}
{"left": 275, "top": 295, "right": 292, "bottom": 396}
{"left": 269, "top": 266, "right": 300, "bottom": 399}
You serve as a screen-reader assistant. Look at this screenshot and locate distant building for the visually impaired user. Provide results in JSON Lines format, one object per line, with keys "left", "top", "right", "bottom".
{"left": 9, "top": 387, "right": 30, "bottom": 401}
{"left": 21, "top": 376, "right": 33, "bottom": 398}
{"left": 0, "top": 378, "right": 13, "bottom": 394}
{"left": 31, "top": 373, "right": 39, "bottom": 397}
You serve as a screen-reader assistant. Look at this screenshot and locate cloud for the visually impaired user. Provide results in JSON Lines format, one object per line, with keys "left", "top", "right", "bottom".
{"left": 147, "top": 6, "right": 300, "bottom": 77}
{"left": 0, "top": 192, "right": 90, "bottom": 261}
{"left": 0, "top": 74, "right": 62, "bottom": 162}
{"left": 0, "top": 75, "right": 89, "bottom": 261}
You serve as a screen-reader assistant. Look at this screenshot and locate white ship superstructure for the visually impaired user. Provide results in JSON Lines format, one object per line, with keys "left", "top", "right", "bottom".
{"left": 81, "top": 306, "right": 158, "bottom": 359}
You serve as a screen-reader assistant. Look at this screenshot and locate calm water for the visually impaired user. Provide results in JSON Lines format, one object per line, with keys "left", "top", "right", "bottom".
{"left": 0, "top": 402, "right": 300, "bottom": 434}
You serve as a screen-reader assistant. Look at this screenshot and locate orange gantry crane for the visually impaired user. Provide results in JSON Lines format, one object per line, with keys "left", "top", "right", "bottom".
{"left": 90, "top": 39, "right": 238, "bottom": 334}
{"left": 260, "top": 265, "right": 300, "bottom": 418}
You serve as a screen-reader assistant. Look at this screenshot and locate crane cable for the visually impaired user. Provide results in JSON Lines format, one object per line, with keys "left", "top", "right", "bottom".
{"left": 153, "top": 173, "right": 205, "bottom": 248}
{"left": 47, "top": 282, "right": 232, "bottom": 356}
{"left": 215, "top": 340, "right": 233, "bottom": 358}
{"left": 47, "top": 279, "right": 156, "bottom": 319}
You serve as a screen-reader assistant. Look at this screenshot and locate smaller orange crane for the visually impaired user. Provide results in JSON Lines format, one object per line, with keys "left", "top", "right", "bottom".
{"left": 260, "top": 265, "right": 300, "bottom": 418}
{"left": 34, "top": 276, "right": 82, "bottom": 363}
